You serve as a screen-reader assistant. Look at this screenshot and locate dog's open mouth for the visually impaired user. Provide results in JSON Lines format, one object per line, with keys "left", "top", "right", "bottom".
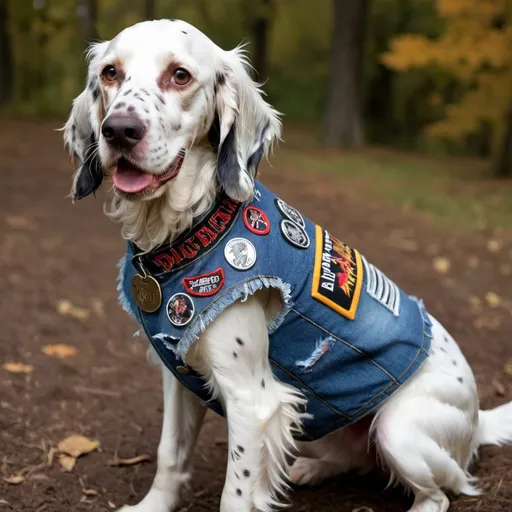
{"left": 112, "top": 150, "right": 185, "bottom": 195}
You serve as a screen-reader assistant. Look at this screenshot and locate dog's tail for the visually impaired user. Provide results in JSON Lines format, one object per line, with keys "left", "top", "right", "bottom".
{"left": 478, "top": 401, "right": 512, "bottom": 446}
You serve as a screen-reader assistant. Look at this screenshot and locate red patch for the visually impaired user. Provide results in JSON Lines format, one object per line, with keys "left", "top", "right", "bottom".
{"left": 182, "top": 268, "right": 225, "bottom": 297}
{"left": 243, "top": 206, "right": 270, "bottom": 235}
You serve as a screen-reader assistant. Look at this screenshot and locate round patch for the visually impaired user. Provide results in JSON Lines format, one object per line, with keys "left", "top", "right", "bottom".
{"left": 275, "top": 198, "right": 305, "bottom": 228}
{"left": 166, "top": 293, "right": 195, "bottom": 327}
{"left": 243, "top": 206, "right": 270, "bottom": 235}
{"left": 280, "top": 219, "right": 310, "bottom": 249}
{"left": 224, "top": 238, "right": 257, "bottom": 271}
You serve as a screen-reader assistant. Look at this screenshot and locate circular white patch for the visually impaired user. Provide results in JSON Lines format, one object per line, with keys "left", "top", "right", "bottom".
{"left": 280, "top": 219, "right": 310, "bottom": 249}
{"left": 166, "top": 293, "right": 195, "bottom": 327}
{"left": 275, "top": 198, "right": 305, "bottom": 228}
{"left": 224, "top": 237, "right": 257, "bottom": 271}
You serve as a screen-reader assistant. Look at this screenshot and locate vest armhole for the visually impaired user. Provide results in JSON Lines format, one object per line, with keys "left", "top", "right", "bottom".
{"left": 175, "top": 276, "right": 294, "bottom": 359}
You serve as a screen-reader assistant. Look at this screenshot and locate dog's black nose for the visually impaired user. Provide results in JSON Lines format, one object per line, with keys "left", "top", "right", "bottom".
{"left": 101, "top": 115, "right": 146, "bottom": 148}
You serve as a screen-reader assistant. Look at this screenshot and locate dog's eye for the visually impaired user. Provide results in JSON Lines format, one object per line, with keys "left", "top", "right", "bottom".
{"left": 173, "top": 68, "right": 191, "bottom": 86}
{"left": 101, "top": 65, "right": 117, "bottom": 82}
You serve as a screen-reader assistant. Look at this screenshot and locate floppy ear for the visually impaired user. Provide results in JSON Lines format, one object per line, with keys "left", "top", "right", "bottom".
{"left": 212, "top": 47, "right": 282, "bottom": 202}
{"left": 63, "top": 41, "right": 109, "bottom": 200}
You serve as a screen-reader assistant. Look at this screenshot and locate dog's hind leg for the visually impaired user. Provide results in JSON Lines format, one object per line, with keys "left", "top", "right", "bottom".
{"left": 372, "top": 315, "right": 481, "bottom": 512}
{"left": 118, "top": 358, "right": 206, "bottom": 512}
{"left": 195, "top": 291, "right": 305, "bottom": 512}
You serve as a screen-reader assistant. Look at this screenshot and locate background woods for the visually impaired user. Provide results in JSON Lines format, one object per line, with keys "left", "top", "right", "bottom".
{"left": 0, "top": 0, "right": 511, "bottom": 176}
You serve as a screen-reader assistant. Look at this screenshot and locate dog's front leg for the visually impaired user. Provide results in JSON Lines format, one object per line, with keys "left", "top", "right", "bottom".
{"left": 197, "top": 292, "right": 304, "bottom": 512}
{"left": 119, "top": 360, "right": 206, "bottom": 512}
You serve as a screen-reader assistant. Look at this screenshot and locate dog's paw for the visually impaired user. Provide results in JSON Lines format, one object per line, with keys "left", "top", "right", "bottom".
{"left": 116, "top": 489, "right": 178, "bottom": 512}
{"left": 289, "top": 457, "right": 327, "bottom": 487}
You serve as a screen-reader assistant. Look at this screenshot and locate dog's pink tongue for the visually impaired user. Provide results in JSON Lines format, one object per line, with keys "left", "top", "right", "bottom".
{"left": 113, "top": 167, "right": 154, "bottom": 193}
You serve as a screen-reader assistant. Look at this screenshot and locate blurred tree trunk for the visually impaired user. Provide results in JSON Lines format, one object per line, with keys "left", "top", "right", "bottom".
{"left": 145, "top": 0, "right": 156, "bottom": 20}
{"left": 77, "top": 0, "right": 98, "bottom": 49}
{"left": 496, "top": 103, "right": 512, "bottom": 177}
{"left": 322, "top": 0, "right": 370, "bottom": 148}
{"left": 0, "top": 0, "right": 13, "bottom": 106}
{"left": 247, "top": 0, "right": 273, "bottom": 81}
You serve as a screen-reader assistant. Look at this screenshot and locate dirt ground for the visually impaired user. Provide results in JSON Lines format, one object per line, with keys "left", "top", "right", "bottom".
{"left": 1, "top": 119, "right": 512, "bottom": 512}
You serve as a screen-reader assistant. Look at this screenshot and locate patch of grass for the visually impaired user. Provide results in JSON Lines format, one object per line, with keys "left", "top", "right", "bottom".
{"left": 276, "top": 127, "right": 512, "bottom": 231}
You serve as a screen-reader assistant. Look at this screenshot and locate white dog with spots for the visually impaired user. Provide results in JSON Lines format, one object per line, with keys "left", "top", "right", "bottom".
{"left": 63, "top": 19, "right": 512, "bottom": 512}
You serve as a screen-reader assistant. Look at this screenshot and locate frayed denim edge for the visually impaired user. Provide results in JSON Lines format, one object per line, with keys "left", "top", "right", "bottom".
{"left": 117, "top": 254, "right": 137, "bottom": 319}
{"left": 173, "top": 276, "right": 294, "bottom": 359}
{"left": 409, "top": 295, "right": 433, "bottom": 347}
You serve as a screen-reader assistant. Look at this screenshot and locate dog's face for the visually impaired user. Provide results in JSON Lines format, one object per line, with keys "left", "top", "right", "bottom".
{"left": 64, "top": 19, "right": 281, "bottom": 204}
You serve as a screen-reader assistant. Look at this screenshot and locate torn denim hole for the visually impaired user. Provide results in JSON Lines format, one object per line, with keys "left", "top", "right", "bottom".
{"left": 295, "top": 337, "right": 335, "bottom": 373}
{"left": 153, "top": 332, "right": 180, "bottom": 350}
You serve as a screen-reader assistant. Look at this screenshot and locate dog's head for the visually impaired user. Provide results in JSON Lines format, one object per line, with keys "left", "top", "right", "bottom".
{"left": 64, "top": 19, "right": 281, "bottom": 207}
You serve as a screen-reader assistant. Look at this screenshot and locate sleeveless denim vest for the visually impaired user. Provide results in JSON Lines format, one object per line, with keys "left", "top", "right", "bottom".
{"left": 118, "top": 181, "right": 432, "bottom": 441}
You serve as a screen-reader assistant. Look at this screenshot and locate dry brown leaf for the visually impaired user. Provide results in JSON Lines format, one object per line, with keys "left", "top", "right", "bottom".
{"left": 58, "top": 435, "right": 100, "bottom": 458}
{"left": 433, "top": 257, "right": 450, "bottom": 274}
{"left": 4, "top": 474, "right": 24, "bottom": 485}
{"left": 468, "top": 296, "right": 481, "bottom": 308}
{"left": 91, "top": 298, "right": 106, "bottom": 318}
{"left": 485, "top": 292, "right": 501, "bottom": 308}
{"left": 56, "top": 299, "right": 90, "bottom": 320}
{"left": 492, "top": 378, "right": 506, "bottom": 397}
{"left": 108, "top": 501, "right": 116, "bottom": 509}
{"left": 504, "top": 364, "right": 512, "bottom": 376}
{"left": 84, "top": 489, "right": 99, "bottom": 497}
{"left": 487, "top": 239, "right": 502, "bottom": 253}
{"left": 5, "top": 214, "right": 34, "bottom": 230}
{"left": 41, "top": 344, "right": 77, "bottom": 359}
{"left": 109, "top": 454, "right": 151, "bottom": 467}
{"left": 2, "top": 362, "right": 33, "bottom": 374}
{"left": 58, "top": 454, "right": 76, "bottom": 472}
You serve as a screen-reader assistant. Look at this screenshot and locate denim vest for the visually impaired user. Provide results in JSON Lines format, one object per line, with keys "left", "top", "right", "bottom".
{"left": 118, "top": 182, "right": 432, "bottom": 440}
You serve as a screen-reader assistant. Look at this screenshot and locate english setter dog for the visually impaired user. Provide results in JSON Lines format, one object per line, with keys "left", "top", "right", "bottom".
{"left": 63, "top": 19, "right": 512, "bottom": 512}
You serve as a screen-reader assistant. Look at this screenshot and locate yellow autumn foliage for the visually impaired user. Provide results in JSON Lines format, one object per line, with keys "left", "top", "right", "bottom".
{"left": 382, "top": 0, "right": 512, "bottom": 152}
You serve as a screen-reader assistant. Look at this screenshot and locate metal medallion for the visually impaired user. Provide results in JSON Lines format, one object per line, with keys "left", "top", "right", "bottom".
{"left": 131, "top": 274, "right": 162, "bottom": 313}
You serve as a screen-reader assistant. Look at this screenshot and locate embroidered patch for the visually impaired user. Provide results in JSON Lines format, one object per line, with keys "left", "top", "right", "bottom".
{"left": 243, "top": 206, "right": 270, "bottom": 235}
{"left": 275, "top": 198, "right": 305, "bottom": 228}
{"left": 224, "top": 238, "right": 257, "bottom": 271}
{"left": 135, "top": 194, "right": 240, "bottom": 276}
{"left": 166, "top": 293, "right": 195, "bottom": 327}
{"left": 182, "top": 268, "right": 225, "bottom": 297}
{"left": 312, "top": 226, "right": 363, "bottom": 320}
{"left": 280, "top": 219, "right": 310, "bottom": 249}
{"left": 362, "top": 256, "right": 400, "bottom": 316}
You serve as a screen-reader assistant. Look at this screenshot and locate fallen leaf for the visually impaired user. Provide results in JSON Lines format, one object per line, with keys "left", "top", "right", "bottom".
{"left": 492, "top": 378, "right": 506, "bottom": 397}
{"left": 2, "top": 362, "right": 33, "bottom": 374}
{"left": 56, "top": 299, "right": 90, "bottom": 320}
{"left": 58, "top": 435, "right": 100, "bottom": 458}
{"left": 109, "top": 454, "right": 151, "bottom": 467}
{"left": 4, "top": 475, "right": 24, "bottom": 485}
{"left": 433, "top": 257, "right": 450, "bottom": 274}
{"left": 468, "top": 296, "right": 481, "bottom": 308}
{"left": 486, "top": 239, "right": 502, "bottom": 253}
{"left": 0, "top": 499, "right": 10, "bottom": 505}
{"left": 485, "top": 292, "right": 501, "bottom": 308}
{"left": 91, "top": 298, "right": 106, "bottom": 318}
{"left": 58, "top": 454, "right": 76, "bottom": 472}
{"left": 42, "top": 344, "right": 77, "bottom": 359}
{"left": 504, "top": 364, "right": 512, "bottom": 376}
{"left": 108, "top": 501, "right": 116, "bottom": 509}
{"left": 5, "top": 214, "right": 34, "bottom": 230}
{"left": 84, "top": 489, "right": 99, "bottom": 497}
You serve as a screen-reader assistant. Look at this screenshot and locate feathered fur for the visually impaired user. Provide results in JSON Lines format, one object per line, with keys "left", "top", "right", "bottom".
{"left": 63, "top": 20, "right": 512, "bottom": 512}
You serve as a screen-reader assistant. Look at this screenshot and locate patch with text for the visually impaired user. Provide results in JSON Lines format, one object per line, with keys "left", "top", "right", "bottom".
{"left": 312, "top": 226, "right": 363, "bottom": 320}
{"left": 182, "top": 268, "right": 225, "bottom": 297}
